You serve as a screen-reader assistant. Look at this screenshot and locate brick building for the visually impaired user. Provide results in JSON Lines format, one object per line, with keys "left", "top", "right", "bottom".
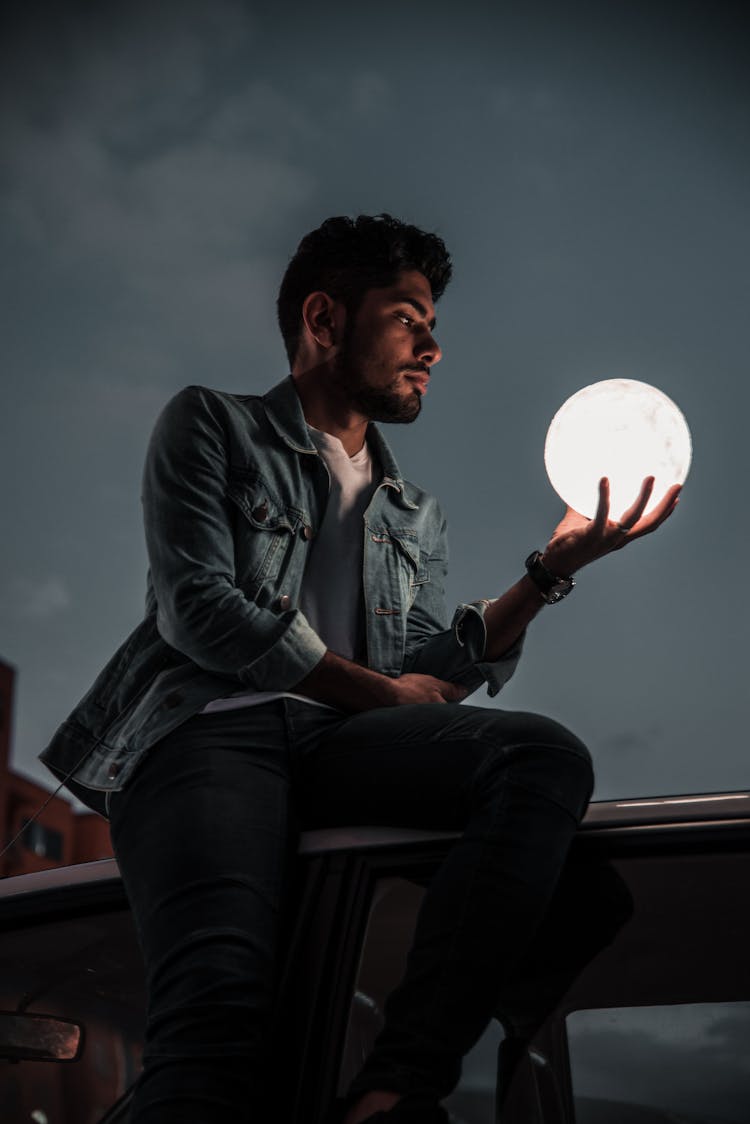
{"left": 0, "top": 658, "right": 112, "bottom": 876}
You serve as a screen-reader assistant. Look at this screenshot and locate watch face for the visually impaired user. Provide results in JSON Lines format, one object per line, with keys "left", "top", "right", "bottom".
{"left": 548, "top": 579, "right": 574, "bottom": 603}
{"left": 525, "top": 551, "right": 575, "bottom": 603}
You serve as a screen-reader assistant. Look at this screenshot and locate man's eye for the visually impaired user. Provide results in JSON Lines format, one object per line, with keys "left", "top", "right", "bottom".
{"left": 396, "top": 313, "right": 413, "bottom": 327}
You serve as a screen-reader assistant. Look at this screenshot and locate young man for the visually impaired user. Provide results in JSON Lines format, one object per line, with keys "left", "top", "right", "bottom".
{"left": 41, "top": 214, "right": 680, "bottom": 1124}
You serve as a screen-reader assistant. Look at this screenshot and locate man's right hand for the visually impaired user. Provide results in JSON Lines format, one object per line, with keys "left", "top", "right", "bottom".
{"left": 294, "top": 650, "right": 469, "bottom": 712}
{"left": 386, "top": 673, "right": 469, "bottom": 706}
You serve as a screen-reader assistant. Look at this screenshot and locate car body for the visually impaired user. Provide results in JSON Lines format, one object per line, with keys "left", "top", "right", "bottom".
{"left": 1, "top": 790, "right": 749, "bottom": 1123}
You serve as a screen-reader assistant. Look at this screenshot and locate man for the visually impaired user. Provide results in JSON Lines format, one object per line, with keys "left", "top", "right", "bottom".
{"left": 41, "top": 214, "right": 680, "bottom": 1124}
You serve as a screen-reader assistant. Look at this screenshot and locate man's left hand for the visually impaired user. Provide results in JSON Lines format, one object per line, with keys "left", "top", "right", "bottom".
{"left": 541, "top": 476, "right": 682, "bottom": 577}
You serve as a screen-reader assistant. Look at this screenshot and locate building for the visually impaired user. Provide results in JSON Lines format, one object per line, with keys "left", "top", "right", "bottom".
{"left": 0, "top": 658, "right": 112, "bottom": 876}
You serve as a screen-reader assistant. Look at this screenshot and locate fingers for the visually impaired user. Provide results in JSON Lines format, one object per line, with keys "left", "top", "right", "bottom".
{"left": 543, "top": 476, "right": 682, "bottom": 573}
{"left": 440, "top": 680, "right": 470, "bottom": 702}
{"left": 591, "top": 477, "right": 610, "bottom": 536}
{"left": 396, "top": 674, "right": 469, "bottom": 704}
{"left": 617, "top": 476, "right": 655, "bottom": 530}
{"left": 659, "top": 482, "right": 683, "bottom": 510}
{"left": 625, "top": 483, "right": 682, "bottom": 541}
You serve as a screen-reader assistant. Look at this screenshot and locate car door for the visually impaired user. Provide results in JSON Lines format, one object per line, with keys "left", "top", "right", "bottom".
{"left": 275, "top": 797, "right": 750, "bottom": 1124}
{"left": 2, "top": 795, "right": 749, "bottom": 1124}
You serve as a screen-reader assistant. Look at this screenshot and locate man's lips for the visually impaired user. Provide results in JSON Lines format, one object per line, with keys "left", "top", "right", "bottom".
{"left": 404, "top": 371, "right": 430, "bottom": 394}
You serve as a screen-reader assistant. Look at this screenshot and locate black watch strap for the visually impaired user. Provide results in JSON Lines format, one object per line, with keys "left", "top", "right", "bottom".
{"left": 524, "top": 550, "right": 575, "bottom": 604}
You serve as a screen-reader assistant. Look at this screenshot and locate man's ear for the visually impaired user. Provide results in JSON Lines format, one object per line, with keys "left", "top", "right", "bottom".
{"left": 301, "top": 291, "right": 340, "bottom": 351}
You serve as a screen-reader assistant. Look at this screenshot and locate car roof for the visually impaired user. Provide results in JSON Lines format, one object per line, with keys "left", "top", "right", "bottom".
{"left": 1, "top": 790, "right": 748, "bottom": 901}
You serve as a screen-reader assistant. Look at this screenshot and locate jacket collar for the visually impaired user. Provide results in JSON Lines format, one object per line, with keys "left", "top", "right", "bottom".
{"left": 262, "top": 376, "right": 417, "bottom": 508}
{"left": 262, "top": 375, "right": 318, "bottom": 453}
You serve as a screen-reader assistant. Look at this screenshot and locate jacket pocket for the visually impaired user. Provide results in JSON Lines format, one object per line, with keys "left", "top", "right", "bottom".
{"left": 227, "top": 473, "right": 303, "bottom": 597}
{"left": 371, "top": 527, "right": 430, "bottom": 611}
{"left": 388, "top": 530, "right": 430, "bottom": 586}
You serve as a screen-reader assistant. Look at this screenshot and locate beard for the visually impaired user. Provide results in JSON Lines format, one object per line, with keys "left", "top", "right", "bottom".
{"left": 333, "top": 338, "right": 422, "bottom": 425}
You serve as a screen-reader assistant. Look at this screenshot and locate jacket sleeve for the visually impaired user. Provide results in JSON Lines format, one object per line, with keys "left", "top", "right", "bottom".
{"left": 401, "top": 512, "right": 524, "bottom": 697}
{"left": 142, "top": 386, "right": 326, "bottom": 689}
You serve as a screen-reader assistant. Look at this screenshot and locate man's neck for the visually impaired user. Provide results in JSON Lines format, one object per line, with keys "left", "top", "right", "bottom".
{"left": 291, "top": 368, "right": 368, "bottom": 457}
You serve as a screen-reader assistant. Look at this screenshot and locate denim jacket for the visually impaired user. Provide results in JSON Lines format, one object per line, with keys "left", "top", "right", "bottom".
{"left": 40, "top": 376, "right": 523, "bottom": 807}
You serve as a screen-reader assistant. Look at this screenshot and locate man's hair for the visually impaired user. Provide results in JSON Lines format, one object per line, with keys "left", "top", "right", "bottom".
{"left": 277, "top": 213, "right": 452, "bottom": 365}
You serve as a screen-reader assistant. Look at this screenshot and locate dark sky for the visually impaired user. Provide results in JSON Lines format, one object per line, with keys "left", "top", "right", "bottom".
{"left": 1, "top": 0, "right": 748, "bottom": 802}
{"left": 454, "top": 1000, "right": 750, "bottom": 1120}
{"left": 568, "top": 1001, "right": 750, "bottom": 1121}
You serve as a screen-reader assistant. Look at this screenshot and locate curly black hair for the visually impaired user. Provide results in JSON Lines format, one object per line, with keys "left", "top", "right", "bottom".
{"left": 276, "top": 213, "right": 452, "bottom": 364}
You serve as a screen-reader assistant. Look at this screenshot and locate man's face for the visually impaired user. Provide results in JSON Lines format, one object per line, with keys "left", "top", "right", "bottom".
{"left": 333, "top": 270, "right": 442, "bottom": 424}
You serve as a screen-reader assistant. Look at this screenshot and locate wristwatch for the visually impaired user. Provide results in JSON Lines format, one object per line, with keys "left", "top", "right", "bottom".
{"left": 524, "top": 550, "right": 575, "bottom": 605}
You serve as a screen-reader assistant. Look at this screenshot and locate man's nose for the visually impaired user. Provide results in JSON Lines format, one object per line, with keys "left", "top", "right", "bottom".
{"left": 416, "top": 329, "right": 442, "bottom": 367}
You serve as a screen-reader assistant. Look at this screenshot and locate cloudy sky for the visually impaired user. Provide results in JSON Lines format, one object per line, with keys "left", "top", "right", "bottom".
{"left": 568, "top": 1001, "right": 750, "bottom": 1121}
{"left": 1, "top": 0, "right": 748, "bottom": 804}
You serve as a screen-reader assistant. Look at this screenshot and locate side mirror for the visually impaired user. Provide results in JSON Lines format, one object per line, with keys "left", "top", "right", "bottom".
{"left": 0, "top": 1011, "right": 84, "bottom": 1062}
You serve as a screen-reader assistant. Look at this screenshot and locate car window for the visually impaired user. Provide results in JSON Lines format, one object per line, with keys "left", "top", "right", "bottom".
{"left": 338, "top": 876, "right": 505, "bottom": 1123}
{"left": 567, "top": 1001, "right": 750, "bottom": 1124}
{"left": 0, "top": 908, "right": 144, "bottom": 1124}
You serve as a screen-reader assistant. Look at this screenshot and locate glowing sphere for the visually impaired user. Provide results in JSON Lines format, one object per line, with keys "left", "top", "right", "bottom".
{"left": 544, "top": 379, "right": 692, "bottom": 519}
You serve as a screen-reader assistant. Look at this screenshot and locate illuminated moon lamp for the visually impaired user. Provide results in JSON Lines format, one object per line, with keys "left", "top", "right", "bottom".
{"left": 544, "top": 379, "right": 692, "bottom": 520}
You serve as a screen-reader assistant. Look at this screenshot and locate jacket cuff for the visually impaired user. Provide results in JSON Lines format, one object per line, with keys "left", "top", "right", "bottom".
{"left": 451, "top": 601, "right": 525, "bottom": 698}
{"left": 239, "top": 609, "right": 327, "bottom": 691}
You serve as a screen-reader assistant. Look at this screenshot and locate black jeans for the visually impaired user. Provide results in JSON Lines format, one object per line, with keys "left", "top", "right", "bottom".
{"left": 108, "top": 698, "right": 594, "bottom": 1121}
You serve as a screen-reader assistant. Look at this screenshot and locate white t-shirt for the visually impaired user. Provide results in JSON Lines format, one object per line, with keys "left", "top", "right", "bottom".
{"left": 201, "top": 426, "right": 377, "bottom": 715}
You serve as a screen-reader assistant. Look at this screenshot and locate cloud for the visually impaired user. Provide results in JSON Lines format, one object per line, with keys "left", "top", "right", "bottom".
{"left": 569, "top": 1003, "right": 750, "bottom": 1119}
{"left": 0, "top": 2, "right": 316, "bottom": 278}
{"left": 0, "top": 2, "right": 319, "bottom": 404}
{"left": 349, "top": 72, "right": 391, "bottom": 118}
{"left": 599, "top": 721, "right": 663, "bottom": 755}
{"left": 2, "top": 77, "right": 316, "bottom": 272}
{"left": 4, "top": 577, "right": 72, "bottom": 620}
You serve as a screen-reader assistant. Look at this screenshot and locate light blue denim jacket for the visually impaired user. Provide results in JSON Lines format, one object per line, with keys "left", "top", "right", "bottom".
{"left": 40, "top": 377, "right": 523, "bottom": 807}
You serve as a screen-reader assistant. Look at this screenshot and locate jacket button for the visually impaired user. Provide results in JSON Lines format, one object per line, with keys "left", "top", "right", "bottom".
{"left": 164, "top": 691, "right": 183, "bottom": 709}
{"left": 252, "top": 500, "right": 269, "bottom": 522}
{"left": 302, "top": 524, "right": 313, "bottom": 540}
{"left": 107, "top": 763, "right": 120, "bottom": 780}
{"left": 279, "top": 594, "right": 291, "bottom": 610}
